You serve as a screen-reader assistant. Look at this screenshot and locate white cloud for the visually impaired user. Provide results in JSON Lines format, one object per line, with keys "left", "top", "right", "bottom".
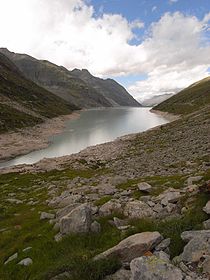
{"left": 0, "top": 0, "right": 209, "bottom": 101}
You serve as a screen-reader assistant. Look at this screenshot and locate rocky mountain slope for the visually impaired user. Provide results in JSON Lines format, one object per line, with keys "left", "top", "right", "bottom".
{"left": 0, "top": 77, "right": 209, "bottom": 279}
{"left": 0, "top": 53, "right": 77, "bottom": 133}
{"left": 154, "top": 76, "right": 210, "bottom": 114}
{"left": 0, "top": 48, "right": 140, "bottom": 108}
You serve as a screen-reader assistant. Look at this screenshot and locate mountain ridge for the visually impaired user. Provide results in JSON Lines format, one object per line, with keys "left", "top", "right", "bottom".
{"left": 0, "top": 48, "right": 140, "bottom": 108}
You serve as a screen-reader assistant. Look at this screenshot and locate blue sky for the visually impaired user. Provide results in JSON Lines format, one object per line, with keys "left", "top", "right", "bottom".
{"left": 0, "top": 0, "right": 210, "bottom": 101}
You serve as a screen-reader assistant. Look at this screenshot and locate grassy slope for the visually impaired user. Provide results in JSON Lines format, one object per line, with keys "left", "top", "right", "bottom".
{"left": 153, "top": 76, "right": 210, "bottom": 115}
{"left": 0, "top": 53, "right": 78, "bottom": 133}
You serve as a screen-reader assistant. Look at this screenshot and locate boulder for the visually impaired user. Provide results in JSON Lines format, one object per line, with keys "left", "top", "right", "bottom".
{"left": 203, "top": 201, "right": 210, "bottom": 214}
{"left": 155, "top": 238, "right": 171, "bottom": 251}
{"left": 94, "top": 232, "right": 163, "bottom": 263}
{"left": 18, "top": 258, "right": 33, "bottom": 266}
{"left": 124, "top": 201, "right": 155, "bottom": 219}
{"left": 56, "top": 203, "right": 81, "bottom": 219}
{"left": 104, "top": 268, "right": 131, "bottom": 280}
{"left": 154, "top": 188, "right": 182, "bottom": 205}
{"left": 91, "top": 221, "right": 101, "bottom": 233}
{"left": 40, "top": 212, "right": 55, "bottom": 220}
{"left": 99, "top": 200, "right": 122, "bottom": 216}
{"left": 60, "top": 203, "right": 92, "bottom": 234}
{"left": 181, "top": 230, "right": 210, "bottom": 242}
{"left": 4, "top": 253, "right": 18, "bottom": 265}
{"left": 130, "top": 256, "right": 183, "bottom": 280}
{"left": 180, "top": 235, "right": 210, "bottom": 263}
{"left": 154, "top": 251, "right": 170, "bottom": 262}
{"left": 203, "top": 219, "right": 210, "bottom": 230}
{"left": 138, "top": 182, "right": 152, "bottom": 193}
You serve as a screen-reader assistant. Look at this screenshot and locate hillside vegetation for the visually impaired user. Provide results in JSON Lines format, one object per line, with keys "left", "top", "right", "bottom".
{"left": 0, "top": 53, "right": 77, "bottom": 133}
{"left": 154, "top": 76, "right": 210, "bottom": 114}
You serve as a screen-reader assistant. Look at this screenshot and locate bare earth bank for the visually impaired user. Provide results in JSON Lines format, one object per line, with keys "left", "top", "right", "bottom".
{"left": 0, "top": 111, "right": 81, "bottom": 163}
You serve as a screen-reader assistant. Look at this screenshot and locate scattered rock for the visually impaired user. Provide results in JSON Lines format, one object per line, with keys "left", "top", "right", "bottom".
{"left": 18, "top": 258, "right": 33, "bottom": 266}
{"left": 203, "top": 201, "right": 210, "bottom": 214}
{"left": 94, "top": 232, "right": 163, "bottom": 263}
{"left": 138, "top": 182, "right": 152, "bottom": 193}
{"left": 99, "top": 200, "right": 122, "bottom": 216}
{"left": 60, "top": 203, "right": 92, "bottom": 234}
{"left": 91, "top": 221, "right": 101, "bottom": 233}
{"left": 40, "top": 212, "right": 55, "bottom": 220}
{"left": 130, "top": 256, "right": 184, "bottom": 280}
{"left": 124, "top": 201, "right": 154, "bottom": 219}
{"left": 4, "top": 253, "right": 18, "bottom": 265}
{"left": 187, "top": 176, "right": 203, "bottom": 186}
{"left": 6, "top": 198, "right": 23, "bottom": 204}
{"left": 203, "top": 219, "right": 210, "bottom": 230}
{"left": 155, "top": 238, "right": 171, "bottom": 251}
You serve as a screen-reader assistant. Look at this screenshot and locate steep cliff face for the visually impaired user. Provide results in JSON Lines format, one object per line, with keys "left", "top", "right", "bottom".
{"left": 0, "top": 48, "right": 140, "bottom": 108}
{"left": 0, "top": 52, "right": 77, "bottom": 132}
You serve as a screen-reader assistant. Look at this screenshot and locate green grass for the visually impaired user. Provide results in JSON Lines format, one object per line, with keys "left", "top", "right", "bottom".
{"left": 94, "top": 196, "right": 112, "bottom": 206}
{"left": 154, "top": 76, "right": 210, "bottom": 115}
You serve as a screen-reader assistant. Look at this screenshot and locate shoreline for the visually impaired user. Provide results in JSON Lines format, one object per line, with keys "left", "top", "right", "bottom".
{"left": 0, "top": 111, "right": 81, "bottom": 163}
{"left": 150, "top": 109, "right": 180, "bottom": 121}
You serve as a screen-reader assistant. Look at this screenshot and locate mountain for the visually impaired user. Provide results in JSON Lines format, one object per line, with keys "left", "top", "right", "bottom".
{"left": 71, "top": 69, "right": 140, "bottom": 107}
{"left": 153, "top": 76, "right": 210, "bottom": 114}
{"left": 141, "top": 93, "right": 175, "bottom": 107}
{"left": 0, "top": 53, "right": 77, "bottom": 133}
{"left": 0, "top": 48, "right": 140, "bottom": 108}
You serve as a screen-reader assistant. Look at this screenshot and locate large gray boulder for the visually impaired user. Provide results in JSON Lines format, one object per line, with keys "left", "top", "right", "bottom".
{"left": 130, "top": 256, "right": 184, "bottom": 280}
{"left": 124, "top": 201, "right": 155, "bottom": 219}
{"left": 94, "top": 232, "right": 163, "bottom": 263}
{"left": 180, "top": 234, "right": 210, "bottom": 263}
{"left": 60, "top": 203, "right": 92, "bottom": 234}
{"left": 203, "top": 201, "right": 210, "bottom": 214}
{"left": 181, "top": 230, "right": 210, "bottom": 242}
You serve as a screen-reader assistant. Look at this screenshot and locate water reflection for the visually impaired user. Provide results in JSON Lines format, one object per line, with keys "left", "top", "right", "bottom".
{"left": 0, "top": 107, "right": 169, "bottom": 168}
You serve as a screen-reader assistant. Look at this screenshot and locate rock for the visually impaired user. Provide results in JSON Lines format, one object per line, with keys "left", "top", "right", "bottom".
{"left": 202, "top": 256, "right": 210, "bottom": 275}
{"left": 180, "top": 234, "right": 210, "bottom": 263}
{"left": 98, "top": 184, "right": 117, "bottom": 195}
{"left": 94, "top": 232, "right": 163, "bottom": 263}
{"left": 113, "top": 217, "right": 128, "bottom": 229}
{"left": 4, "top": 253, "right": 18, "bottom": 265}
{"left": 203, "top": 201, "right": 210, "bottom": 214}
{"left": 138, "top": 182, "right": 152, "bottom": 193}
{"left": 203, "top": 219, "right": 210, "bottom": 230}
{"left": 56, "top": 203, "right": 81, "bottom": 219}
{"left": 140, "top": 196, "right": 152, "bottom": 202}
{"left": 187, "top": 176, "right": 203, "bottom": 186}
{"left": 155, "top": 188, "right": 182, "bottom": 205}
{"left": 60, "top": 203, "right": 92, "bottom": 234}
{"left": 154, "top": 251, "right": 170, "bottom": 262}
{"left": 153, "top": 203, "right": 164, "bottom": 213}
{"left": 155, "top": 238, "right": 171, "bottom": 251}
{"left": 124, "top": 201, "right": 154, "bottom": 219}
{"left": 109, "top": 176, "right": 128, "bottom": 186}
{"left": 91, "top": 221, "right": 101, "bottom": 233}
{"left": 51, "top": 271, "right": 71, "bottom": 280}
{"left": 181, "top": 230, "right": 210, "bottom": 242}
{"left": 99, "top": 200, "right": 122, "bottom": 216}
{"left": 104, "top": 268, "right": 131, "bottom": 280}
{"left": 6, "top": 198, "right": 23, "bottom": 204}
{"left": 40, "top": 212, "right": 55, "bottom": 220}
{"left": 130, "top": 256, "right": 184, "bottom": 280}
{"left": 22, "top": 247, "right": 32, "bottom": 252}
{"left": 54, "top": 233, "right": 63, "bottom": 242}
{"left": 18, "top": 258, "right": 33, "bottom": 266}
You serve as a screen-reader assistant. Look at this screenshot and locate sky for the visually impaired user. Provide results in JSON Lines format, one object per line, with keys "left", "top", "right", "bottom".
{"left": 0, "top": 0, "right": 210, "bottom": 102}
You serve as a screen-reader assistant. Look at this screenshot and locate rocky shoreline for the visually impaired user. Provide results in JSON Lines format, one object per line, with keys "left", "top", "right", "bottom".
{"left": 0, "top": 111, "right": 81, "bottom": 163}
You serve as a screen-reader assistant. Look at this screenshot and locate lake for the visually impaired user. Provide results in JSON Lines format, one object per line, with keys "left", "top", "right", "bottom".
{"left": 0, "top": 107, "right": 169, "bottom": 168}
